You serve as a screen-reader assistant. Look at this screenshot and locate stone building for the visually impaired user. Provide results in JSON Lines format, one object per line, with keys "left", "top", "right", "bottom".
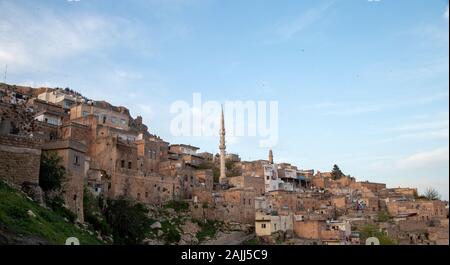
{"left": 386, "top": 199, "right": 447, "bottom": 221}
{"left": 221, "top": 187, "right": 256, "bottom": 224}
{"left": 37, "top": 89, "right": 83, "bottom": 110}
{"left": 357, "top": 181, "right": 387, "bottom": 193}
{"left": 228, "top": 175, "right": 265, "bottom": 196}
{"left": 42, "top": 140, "right": 87, "bottom": 222}
{"left": 70, "top": 101, "right": 130, "bottom": 131}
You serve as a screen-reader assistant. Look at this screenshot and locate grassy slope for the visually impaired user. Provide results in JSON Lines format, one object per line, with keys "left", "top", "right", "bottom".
{"left": 0, "top": 181, "right": 103, "bottom": 245}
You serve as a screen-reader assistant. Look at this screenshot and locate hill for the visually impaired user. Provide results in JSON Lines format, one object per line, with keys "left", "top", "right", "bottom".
{"left": 0, "top": 180, "right": 103, "bottom": 245}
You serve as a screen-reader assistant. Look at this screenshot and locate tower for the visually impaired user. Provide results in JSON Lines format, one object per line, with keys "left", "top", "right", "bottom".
{"left": 269, "top": 149, "right": 273, "bottom": 164}
{"left": 219, "top": 106, "right": 227, "bottom": 184}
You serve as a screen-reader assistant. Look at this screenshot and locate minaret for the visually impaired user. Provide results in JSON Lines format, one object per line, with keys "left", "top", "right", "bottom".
{"left": 219, "top": 106, "right": 227, "bottom": 184}
{"left": 269, "top": 149, "right": 273, "bottom": 164}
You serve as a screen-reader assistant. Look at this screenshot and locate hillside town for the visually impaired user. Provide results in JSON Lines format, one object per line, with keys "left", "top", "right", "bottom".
{"left": 0, "top": 82, "right": 448, "bottom": 245}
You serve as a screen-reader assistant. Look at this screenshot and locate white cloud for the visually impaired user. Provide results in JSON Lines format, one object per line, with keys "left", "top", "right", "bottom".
{"left": 384, "top": 120, "right": 449, "bottom": 133}
{"left": 397, "top": 147, "right": 449, "bottom": 170}
{"left": 0, "top": 1, "right": 142, "bottom": 72}
{"left": 445, "top": 5, "right": 449, "bottom": 21}
{"left": 376, "top": 113, "right": 450, "bottom": 143}
{"left": 378, "top": 129, "right": 449, "bottom": 143}
{"left": 308, "top": 91, "right": 449, "bottom": 116}
{"left": 17, "top": 80, "right": 55, "bottom": 88}
{"left": 414, "top": 25, "right": 449, "bottom": 44}
{"left": 113, "top": 70, "right": 143, "bottom": 82}
{"left": 275, "top": 1, "right": 334, "bottom": 40}
{"left": 137, "top": 104, "right": 154, "bottom": 118}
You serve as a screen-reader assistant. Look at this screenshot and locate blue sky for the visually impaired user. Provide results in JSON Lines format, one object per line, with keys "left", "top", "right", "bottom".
{"left": 1, "top": 0, "right": 448, "bottom": 199}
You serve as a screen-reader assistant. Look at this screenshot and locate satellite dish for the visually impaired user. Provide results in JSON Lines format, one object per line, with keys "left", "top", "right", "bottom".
{"left": 65, "top": 237, "right": 80, "bottom": 245}
{"left": 365, "top": 237, "right": 380, "bottom": 245}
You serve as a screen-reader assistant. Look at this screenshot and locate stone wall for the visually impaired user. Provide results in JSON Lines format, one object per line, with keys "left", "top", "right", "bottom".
{"left": 294, "top": 220, "right": 322, "bottom": 239}
{"left": 0, "top": 134, "right": 42, "bottom": 185}
{"left": 228, "top": 175, "right": 265, "bottom": 196}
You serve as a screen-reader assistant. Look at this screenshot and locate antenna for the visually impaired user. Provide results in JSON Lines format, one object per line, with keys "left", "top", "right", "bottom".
{"left": 3, "top": 64, "right": 7, "bottom": 83}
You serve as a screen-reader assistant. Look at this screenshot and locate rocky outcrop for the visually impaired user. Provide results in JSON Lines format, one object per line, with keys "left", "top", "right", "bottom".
{"left": 0, "top": 224, "right": 48, "bottom": 245}
{"left": 21, "top": 181, "right": 44, "bottom": 205}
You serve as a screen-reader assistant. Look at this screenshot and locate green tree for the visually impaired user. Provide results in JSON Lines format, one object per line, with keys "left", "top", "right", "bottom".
{"left": 105, "top": 199, "right": 152, "bottom": 245}
{"left": 423, "top": 188, "right": 441, "bottom": 201}
{"left": 331, "top": 164, "right": 344, "bottom": 180}
{"left": 38, "top": 151, "right": 76, "bottom": 221}
{"left": 164, "top": 200, "right": 189, "bottom": 212}
{"left": 377, "top": 211, "right": 392, "bottom": 222}
{"left": 83, "top": 187, "right": 111, "bottom": 236}
{"left": 359, "top": 224, "right": 397, "bottom": 245}
{"left": 39, "top": 151, "right": 66, "bottom": 192}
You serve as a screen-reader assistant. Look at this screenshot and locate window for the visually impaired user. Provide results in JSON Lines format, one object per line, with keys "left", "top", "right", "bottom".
{"left": 102, "top": 115, "right": 107, "bottom": 124}
{"left": 111, "top": 116, "right": 118, "bottom": 124}
{"left": 120, "top": 119, "right": 127, "bottom": 125}
{"left": 261, "top": 223, "right": 266, "bottom": 229}
{"left": 121, "top": 160, "right": 125, "bottom": 168}
{"left": 73, "top": 195, "right": 77, "bottom": 201}
{"left": 73, "top": 155, "right": 79, "bottom": 166}
{"left": 82, "top": 111, "right": 89, "bottom": 117}
{"left": 63, "top": 100, "right": 73, "bottom": 109}
{"left": 128, "top": 161, "right": 132, "bottom": 169}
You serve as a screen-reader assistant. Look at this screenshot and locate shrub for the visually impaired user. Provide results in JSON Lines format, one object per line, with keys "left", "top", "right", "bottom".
{"left": 377, "top": 211, "right": 392, "bottom": 222}
{"left": 46, "top": 196, "right": 76, "bottom": 223}
{"left": 165, "top": 200, "right": 189, "bottom": 212}
{"left": 194, "top": 219, "right": 217, "bottom": 242}
{"left": 104, "top": 199, "right": 152, "bottom": 245}
{"left": 83, "top": 188, "right": 111, "bottom": 236}
{"left": 243, "top": 238, "right": 260, "bottom": 245}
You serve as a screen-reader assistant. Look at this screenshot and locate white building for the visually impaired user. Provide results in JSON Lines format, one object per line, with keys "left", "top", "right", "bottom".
{"left": 255, "top": 211, "right": 294, "bottom": 236}
{"left": 38, "top": 90, "right": 82, "bottom": 109}
{"left": 326, "top": 220, "right": 352, "bottom": 238}
{"left": 34, "top": 110, "right": 63, "bottom": 126}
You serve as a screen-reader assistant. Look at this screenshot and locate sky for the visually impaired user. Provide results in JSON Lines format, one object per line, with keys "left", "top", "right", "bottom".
{"left": 0, "top": 0, "right": 448, "bottom": 199}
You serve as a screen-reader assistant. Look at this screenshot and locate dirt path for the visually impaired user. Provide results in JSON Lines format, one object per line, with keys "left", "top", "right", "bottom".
{"left": 202, "top": 231, "right": 255, "bottom": 245}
